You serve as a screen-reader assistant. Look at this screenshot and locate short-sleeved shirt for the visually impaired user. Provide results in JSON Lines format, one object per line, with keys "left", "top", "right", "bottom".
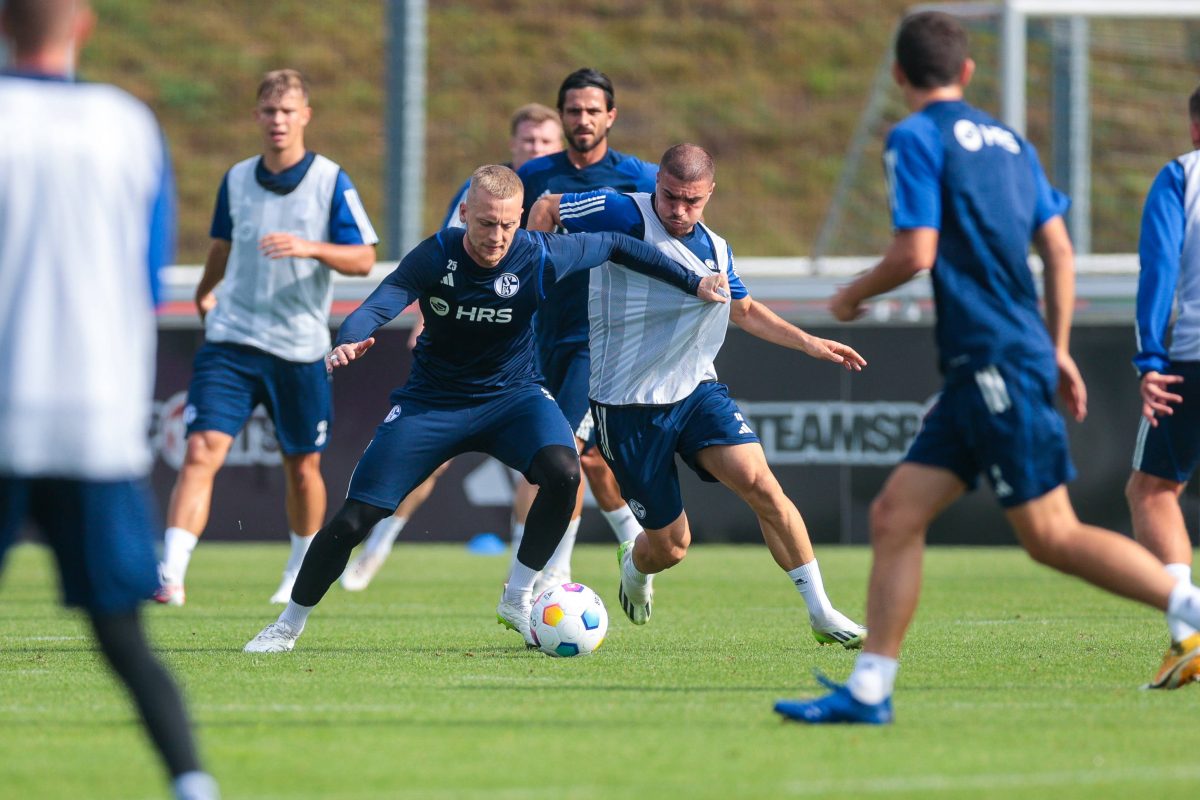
{"left": 886, "top": 100, "right": 1069, "bottom": 380}
{"left": 205, "top": 152, "right": 378, "bottom": 363}
{"left": 517, "top": 149, "right": 658, "bottom": 352}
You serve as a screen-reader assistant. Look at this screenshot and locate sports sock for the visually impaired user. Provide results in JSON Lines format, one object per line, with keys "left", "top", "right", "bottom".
{"left": 90, "top": 611, "right": 203, "bottom": 779}
{"left": 161, "top": 527, "right": 198, "bottom": 584}
{"left": 363, "top": 516, "right": 407, "bottom": 556}
{"left": 601, "top": 505, "right": 641, "bottom": 544}
{"left": 508, "top": 521, "right": 526, "bottom": 573}
{"left": 786, "top": 559, "right": 836, "bottom": 620}
{"left": 845, "top": 652, "right": 898, "bottom": 705}
{"left": 278, "top": 600, "right": 312, "bottom": 633}
{"left": 1165, "top": 569, "right": 1200, "bottom": 641}
{"left": 173, "top": 771, "right": 220, "bottom": 800}
{"left": 621, "top": 541, "right": 650, "bottom": 586}
{"left": 1165, "top": 564, "right": 1195, "bottom": 640}
{"left": 543, "top": 517, "right": 580, "bottom": 574}
{"left": 283, "top": 531, "right": 315, "bottom": 576}
{"left": 503, "top": 561, "right": 538, "bottom": 606}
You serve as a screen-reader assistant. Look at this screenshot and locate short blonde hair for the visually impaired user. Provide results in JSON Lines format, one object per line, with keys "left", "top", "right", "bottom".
{"left": 468, "top": 164, "right": 524, "bottom": 202}
{"left": 257, "top": 69, "right": 309, "bottom": 104}
{"left": 510, "top": 103, "right": 560, "bottom": 136}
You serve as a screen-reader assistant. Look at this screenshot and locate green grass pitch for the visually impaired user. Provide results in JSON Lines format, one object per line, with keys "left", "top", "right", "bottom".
{"left": 1, "top": 541, "right": 1197, "bottom": 799}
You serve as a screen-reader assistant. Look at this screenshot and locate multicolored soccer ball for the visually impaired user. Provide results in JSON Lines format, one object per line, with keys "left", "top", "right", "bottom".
{"left": 529, "top": 582, "right": 608, "bottom": 657}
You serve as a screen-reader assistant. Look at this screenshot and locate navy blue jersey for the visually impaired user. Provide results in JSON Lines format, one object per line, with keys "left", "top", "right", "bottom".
{"left": 518, "top": 149, "right": 658, "bottom": 350}
{"left": 886, "top": 100, "right": 1069, "bottom": 377}
{"left": 336, "top": 228, "right": 699, "bottom": 405}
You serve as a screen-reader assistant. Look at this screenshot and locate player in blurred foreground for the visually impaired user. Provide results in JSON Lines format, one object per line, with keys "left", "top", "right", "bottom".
{"left": 0, "top": 2, "right": 218, "bottom": 797}
{"left": 775, "top": 11, "right": 1200, "bottom": 726}
{"left": 1124, "top": 84, "right": 1200, "bottom": 675}
{"left": 340, "top": 102, "right": 565, "bottom": 592}
{"left": 528, "top": 144, "right": 868, "bottom": 647}
{"left": 244, "top": 165, "right": 729, "bottom": 652}
{"left": 155, "top": 69, "right": 378, "bottom": 606}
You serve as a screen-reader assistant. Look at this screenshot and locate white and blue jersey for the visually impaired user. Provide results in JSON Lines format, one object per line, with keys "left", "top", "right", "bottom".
{"left": 0, "top": 70, "right": 169, "bottom": 612}
{"left": 206, "top": 151, "right": 378, "bottom": 363}
{"left": 889, "top": 99, "right": 1075, "bottom": 507}
{"left": 887, "top": 100, "right": 1069, "bottom": 380}
{"left": 558, "top": 190, "right": 747, "bottom": 405}
{"left": 0, "top": 72, "right": 173, "bottom": 480}
{"left": 1130, "top": 150, "right": 1200, "bottom": 482}
{"left": 517, "top": 149, "right": 658, "bottom": 353}
{"left": 334, "top": 227, "right": 702, "bottom": 510}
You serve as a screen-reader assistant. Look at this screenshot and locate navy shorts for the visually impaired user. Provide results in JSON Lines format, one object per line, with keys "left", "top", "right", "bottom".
{"left": 905, "top": 363, "right": 1075, "bottom": 508}
{"left": 0, "top": 477, "right": 160, "bottom": 614}
{"left": 185, "top": 341, "right": 332, "bottom": 455}
{"left": 1132, "top": 361, "right": 1200, "bottom": 483}
{"left": 540, "top": 341, "right": 594, "bottom": 446}
{"left": 347, "top": 384, "right": 578, "bottom": 511}
{"left": 591, "top": 381, "right": 760, "bottom": 530}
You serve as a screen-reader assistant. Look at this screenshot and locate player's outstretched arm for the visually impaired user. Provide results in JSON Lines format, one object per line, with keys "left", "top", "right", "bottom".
{"left": 545, "top": 231, "right": 710, "bottom": 299}
{"left": 829, "top": 228, "right": 936, "bottom": 321}
{"left": 1034, "top": 216, "right": 1088, "bottom": 422}
{"left": 731, "top": 296, "right": 864, "bottom": 370}
{"left": 326, "top": 338, "right": 375, "bottom": 371}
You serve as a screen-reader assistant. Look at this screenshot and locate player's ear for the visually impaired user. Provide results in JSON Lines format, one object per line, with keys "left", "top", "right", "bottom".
{"left": 959, "top": 58, "right": 976, "bottom": 89}
{"left": 606, "top": 106, "right": 618, "bottom": 129}
{"left": 458, "top": 203, "right": 467, "bottom": 224}
{"left": 891, "top": 61, "right": 908, "bottom": 89}
{"left": 1190, "top": 119, "right": 1200, "bottom": 149}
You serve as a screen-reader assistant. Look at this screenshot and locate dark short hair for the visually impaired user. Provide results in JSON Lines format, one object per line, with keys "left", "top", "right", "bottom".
{"left": 895, "top": 11, "right": 969, "bottom": 90}
{"left": 1, "top": 0, "right": 82, "bottom": 53}
{"left": 1190, "top": 85, "right": 1200, "bottom": 123}
{"left": 660, "top": 143, "right": 715, "bottom": 183}
{"left": 556, "top": 68, "right": 615, "bottom": 111}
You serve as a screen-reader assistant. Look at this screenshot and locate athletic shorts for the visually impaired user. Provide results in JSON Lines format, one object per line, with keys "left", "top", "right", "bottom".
{"left": 0, "top": 476, "right": 160, "bottom": 614}
{"left": 185, "top": 341, "right": 332, "bottom": 455}
{"left": 591, "top": 381, "right": 760, "bottom": 530}
{"left": 905, "top": 363, "right": 1075, "bottom": 508}
{"left": 1132, "top": 361, "right": 1200, "bottom": 483}
{"left": 347, "top": 384, "right": 577, "bottom": 511}
{"left": 539, "top": 341, "right": 594, "bottom": 447}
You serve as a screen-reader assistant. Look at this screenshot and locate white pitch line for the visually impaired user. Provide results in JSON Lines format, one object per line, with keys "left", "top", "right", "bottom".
{"left": 785, "top": 764, "right": 1200, "bottom": 795}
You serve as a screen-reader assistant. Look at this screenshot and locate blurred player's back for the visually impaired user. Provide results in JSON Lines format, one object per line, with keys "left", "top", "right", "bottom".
{"left": 0, "top": 76, "right": 172, "bottom": 478}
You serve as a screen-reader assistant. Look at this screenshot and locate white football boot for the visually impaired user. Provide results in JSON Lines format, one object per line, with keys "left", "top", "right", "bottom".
{"left": 340, "top": 551, "right": 388, "bottom": 592}
{"left": 243, "top": 621, "right": 302, "bottom": 653}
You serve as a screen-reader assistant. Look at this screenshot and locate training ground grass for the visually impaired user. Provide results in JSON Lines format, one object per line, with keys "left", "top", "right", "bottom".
{"left": 1, "top": 542, "right": 1197, "bottom": 799}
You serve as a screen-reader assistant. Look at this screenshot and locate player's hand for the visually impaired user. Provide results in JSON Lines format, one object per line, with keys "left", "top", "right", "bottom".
{"left": 801, "top": 335, "right": 867, "bottom": 371}
{"left": 327, "top": 338, "right": 375, "bottom": 372}
{"left": 1055, "top": 351, "right": 1088, "bottom": 422}
{"left": 697, "top": 272, "right": 730, "bottom": 304}
{"left": 196, "top": 291, "right": 217, "bottom": 322}
{"left": 260, "top": 232, "right": 316, "bottom": 260}
{"left": 829, "top": 285, "right": 866, "bottom": 322}
{"left": 1139, "top": 370, "right": 1184, "bottom": 426}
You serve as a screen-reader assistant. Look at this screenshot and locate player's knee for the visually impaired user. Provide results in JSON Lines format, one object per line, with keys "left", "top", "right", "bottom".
{"left": 1124, "top": 471, "right": 1177, "bottom": 509}
{"left": 181, "top": 434, "right": 227, "bottom": 471}
{"left": 868, "top": 492, "right": 921, "bottom": 543}
{"left": 528, "top": 446, "right": 582, "bottom": 498}
{"left": 326, "top": 500, "right": 390, "bottom": 547}
{"left": 285, "top": 454, "right": 323, "bottom": 488}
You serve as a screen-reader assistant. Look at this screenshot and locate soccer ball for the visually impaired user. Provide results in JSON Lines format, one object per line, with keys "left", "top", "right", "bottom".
{"left": 529, "top": 582, "right": 608, "bottom": 657}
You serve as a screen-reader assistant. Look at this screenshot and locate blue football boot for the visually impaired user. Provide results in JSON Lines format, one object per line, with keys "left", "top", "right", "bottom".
{"left": 774, "top": 672, "right": 893, "bottom": 725}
